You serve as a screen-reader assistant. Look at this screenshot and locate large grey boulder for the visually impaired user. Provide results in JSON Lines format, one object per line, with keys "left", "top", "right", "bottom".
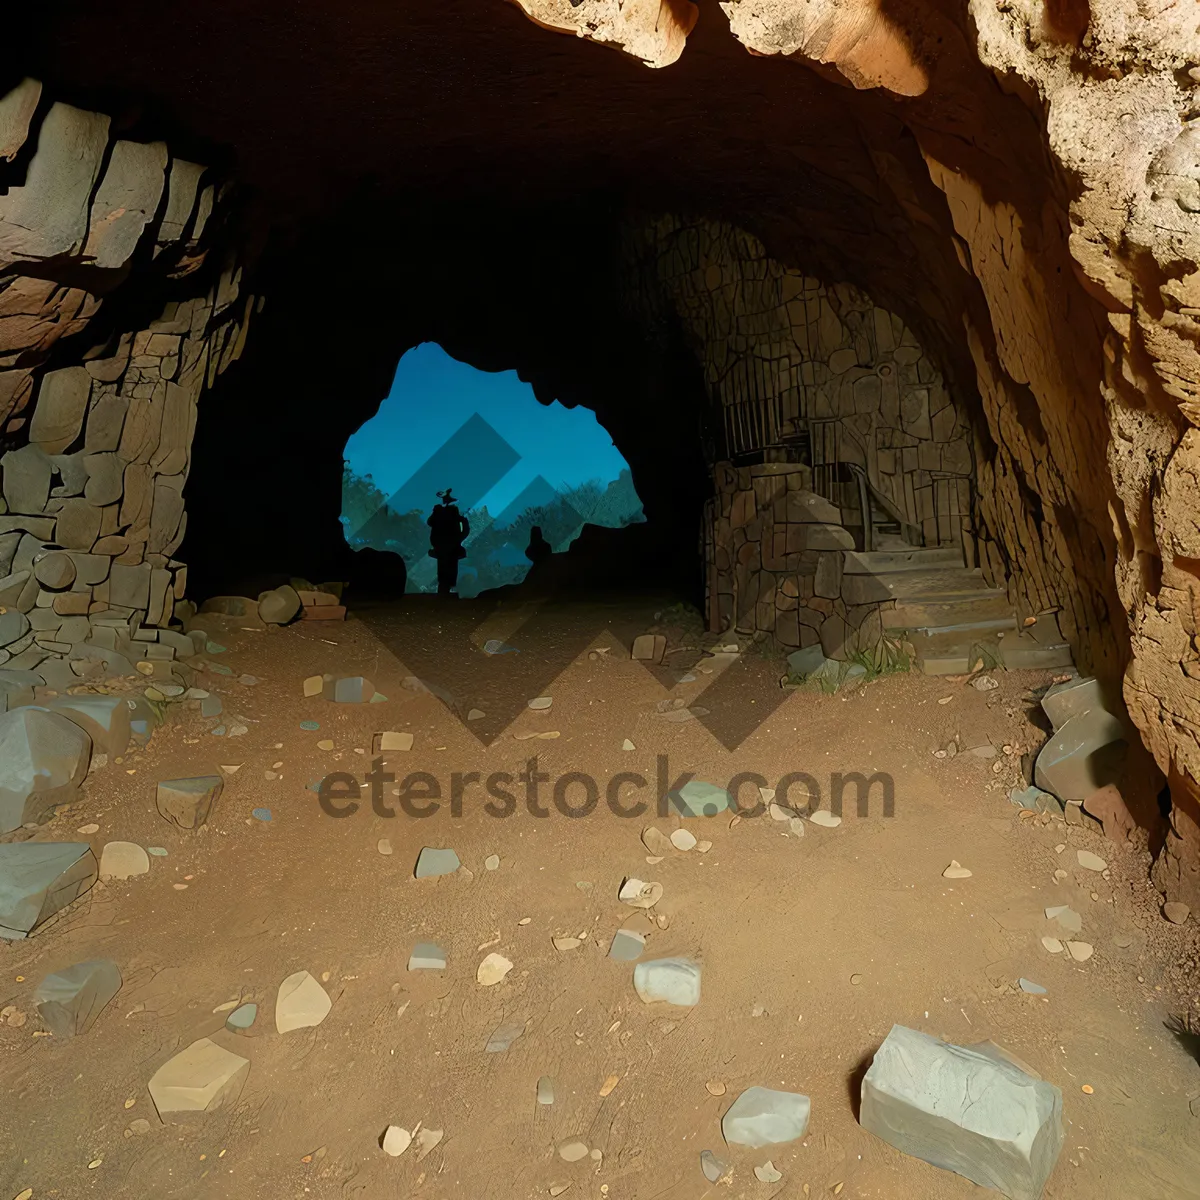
{"left": 722, "top": 1086, "right": 811, "bottom": 1147}
{"left": 0, "top": 668, "right": 41, "bottom": 712}
{"left": 46, "top": 694, "right": 133, "bottom": 757}
{"left": 0, "top": 707, "right": 92, "bottom": 833}
{"left": 1039, "top": 676, "right": 1107, "bottom": 732}
{"left": 33, "top": 958, "right": 122, "bottom": 1036}
{"left": 0, "top": 842, "right": 98, "bottom": 939}
{"left": 1033, "top": 708, "right": 1127, "bottom": 802}
{"left": 860, "top": 1025, "right": 1063, "bottom": 1200}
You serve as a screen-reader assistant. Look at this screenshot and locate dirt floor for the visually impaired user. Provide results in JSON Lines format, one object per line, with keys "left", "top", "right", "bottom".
{"left": 2, "top": 593, "right": 1200, "bottom": 1200}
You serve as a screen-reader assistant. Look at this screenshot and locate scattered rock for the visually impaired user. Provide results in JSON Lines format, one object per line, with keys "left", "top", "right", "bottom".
{"left": 467, "top": 708, "right": 485, "bottom": 721}
{"left": 527, "top": 696, "right": 553, "bottom": 710}
{"left": 722, "top": 1086, "right": 811, "bottom": 1147}
{"left": 631, "top": 634, "right": 667, "bottom": 663}
{"left": 77, "top": 823, "right": 100, "bottom": 834}
{"left": 258, "top": 585, "right": 301, "bottom": 625}
{"left": 537, "top": 1076, "right": 554, "bottom": 1105}
{"left": 0, "top": 706, "right": 92, "bottom": 834}
{"left": 618, "top": 877, "right": 663, "bottom": 908}
{"left": 1164, "top": 902, "right": 1191, "bottom": 925}
{"left": 942, "top": 860, "right": 972, "bottom": 879}
{"left": 477, "top": 952, "right": 513, "bottom": 986}
{"left": 1008, "top": 785, "right": 1062, "bottom": 815}
{"left": 484, "top": 854, "right": 500, "bottom": 870}
{"left": 252, "top": 807, "right": 272, "bottom": 822}
{"left": 414, "top": 1127, "right": 443, "bottom": 1160}
{"left": 553, "top": 936, "right": 583, "bottom": 951}
{"left": 99, "top": 841, "right": 149, "bottom": 880}
{"left": 485, "top": 1019, "right": 526, "bottom": 1052}
{"left": 482, "top": 639, "right": 517, "bottom": 655}
{"left": 1019, "top": 978, "right": 1047, "bottom": 995}
{"left": 408, "top": 943, "right": 447, "bottom": 971}
{"left": 225, "top": 1003, "right": 257, "bottom": 1035}
{"left": 1045, "top": 905, "right": 1082, "bottom": 934}
{"left": 622, "top": 739, "right": 635, "bottom": 751}
{"left": 382, "top": 1125, "right": 412, "bottom": 1157}
{"left": 148, "top": 1038, "right": 250, "bottom": 1121}
{"left": 377, "top": 838, "right": 393, "bottom": 855}
{"left": 698, "top": 838, "right": 714, "bottom": 852}
{"left": 754, "top": 1161, "right": 783, "bottom": 1183}
{"left": 1076, "top": 850, "right": 1108, "bottom": 872}
{"left": 275, "top": 970, "right": 331, "bottom": 1033}
{"left": 0, "top": 842, "right": 98, "bottom": 939}
{"left": 33, "top": 959, "right": 122, "bottom": 1036}
{"left": 1041, "top": 937, "right": 1064, "bottom": 953}
{"left": 558, "top": 1140, "right": 589, "bottom": 1163}
{"left": 809, "top": 810, "right": 842, "bottom": 828}
{"left": 670, "top": 828, "right": 697, "bottom": 852}
{"left": 970, "top": 675, "right": 999, "bottom": 691}
{"left": 859, "top": 1025, "right": 1063, "bottom": 1199}
{"left": 667, "top": 780, "right": 731, "bottom": 818}
{"left": 155, "top": 775, "right": 222, "bottom": 829}
{"left": 303, "top": 675, "right": 323, "bottom": 697}
{"left": 377, "top": 730, "right": 414, "bottom": 752}
{"left": 609, "top": 929, "right": 646, "bottom": 961}
{"left": 641, "top": 827, "right": 672, "bottom": 855}
{"left": 1066, "top": 941, "right": 1094, "bottom": 962}
{"left": 706, "top": 1080, "right": 727, "bottom": 1097}
{"left": 787, "top": 818, "right": 805, "bottom": 838}
{"left": 324, "top": 676, "right": 377, "bottom": 704}
{"left": 633, "top": 957, "right": 701, "bottom": 1006}
{"left": 415, "top": 847, "right": 461, "bottom": 878}
{"left": 700, "top": 1150, "right": 730, "bottom": 1183}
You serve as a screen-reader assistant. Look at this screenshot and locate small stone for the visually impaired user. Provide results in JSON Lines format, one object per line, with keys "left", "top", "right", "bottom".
{"left": 225, "top": 1003, "right": 257, "bottom": 1034}
{"left": 1045, "top": 905, "right": 1082, "bottom": 934}
{"left": 722, "top": 1086, "right": 811, "bottom": 1147}
{"left": 755, "top": 1161, "right": 783, "bottom": 1183}
{"left": 670, "top": 828, "right": 697, "bottom": 851}
{"left": 809, "top": 810, "right": 842, "bottom": 828}
{"left": 971, "top": 675, "right": 999, "bottom": 691}
{"left": 609, "top": 929, "right": 646, "bottom": 961}
{"left": 553, "top": 936, "right": 583, "bottom": 951}
{"left": 943, "top": 860, "right": 972, "bottom": 879}
{"left": 700, "top": 1150, "right": 729, "bottom": 1183}
{"left": 77, "top": 823, "right": 99, "bottom": 834}
{"left": 467, "top": 708, "right": 485, "bottom": 721}
{"left": 1164, "top": 902, "right": 1190, "bottom": 924}
{"left": 549, "top": 1186, "right": 570, "bottom": 1197}
{"left": 788, "top": 817, "right": 805, "bottom": 838}
{"left": 1066, "top": 941, "right": 1094, "bottom": 962}
{"left": 238, "top": 674, "right": 258, "bottom": 687}
{"left": 377, "top": 730, "right": 414, "bottom": 752}
{"left": 484, "top": 854, "right": 500, "bottom": 870}
{"left": 382, "top": 1125, "right": 412, "bottom": 1157}
{"left": 377, "top": 839, "right": 393, "bottom": 855}
{"left": 477, "top": 952, "right": 513, "bottom": 986}
{"left": 148, "top": 1038, "right": 250, "bottom": 1121}
{"left": 631, "top": 633, "right": 667, "bottom": 662}
{"left": 768, "top": 802, "right": 792, "bottom": 821}
{"left": 415, "top": 847, "right": 461, "bottom": 878}
{"left": 633, "top": 957, "right": 701, "bottom": 1006}
{"left": 156, "top": 775, "right": 223, "bottom": 829}
{"left": 1019, "top": 978, "right": 1047, "bottom": 995}
{"left": 408, "top": 943, "right": 447, "bottom": 971}
{"left": 698, "top": 839, "right": 713, "bottom": 851}
{"left": 485, "top": 1019, "right": 526, "bottom": 1052}
{"left": 527, "top": 696, "right": 553, "bottom": 710}
{"left": 622, "top": 739, "right": 635, "bottom": 751}
{"left": 33, "top": 959, "right": 122, "bottom": 1036}
{"left": 317, "top": 739, "right": 335, "bottom": 751}
{"left": 300, "top": 719, "right": 320, "bottom": 730}
{"left": 641, "top": 827, "right": 672, "bottom": 855}
{"left": 1076, "top": 850, "right": 1107, "bottom": 872}
{"left": 414, "top": 1126, "right": 443, "bottom": 1160}
{"left": 537, "top": 1076, "right": 554, "bottom": 1105}
{"left": 303, "top": 675, "right": 323, "bottom": 697}
{"left": 99, "top": 841, "right": 149, "bottom": 880}
{"left": 706, "top": 1079, "right": 727, "bottom": 1096}
{"left": 558, "top": 1140, "right": 589, "bottom": 1162}
{"left": 252, "top": 808, "right": 272, "bottom": 822}
{"left": 618, "top": 877, "right": 663, "bottom": 908}
{"left": 275, "top": 970, "right": 331, "bottom": 1033}
{"left": 667, "top": 780, "right": 731, "bottom": 818}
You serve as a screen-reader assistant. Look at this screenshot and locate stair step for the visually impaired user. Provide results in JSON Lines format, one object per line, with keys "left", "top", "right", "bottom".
{"left": 904, "top": 615, "right": 1020, "bottom": 637}
{"left": 843, "top": 548, "right": 963, "bottom": 575}
{"left": 883, "top": 593, "right": 1015, "bottom": 630}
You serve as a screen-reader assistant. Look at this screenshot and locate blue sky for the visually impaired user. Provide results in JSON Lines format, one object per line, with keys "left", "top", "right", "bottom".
{"left": 343, "top": 342, "right": 632, "bottom": 516}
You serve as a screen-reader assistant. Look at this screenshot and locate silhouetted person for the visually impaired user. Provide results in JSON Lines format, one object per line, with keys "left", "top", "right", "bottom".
{"left": 525, "top": 525, "right": 552, "bottom": 568}
{"left": 427, "top": 489, "right": 469, "bottom": 596}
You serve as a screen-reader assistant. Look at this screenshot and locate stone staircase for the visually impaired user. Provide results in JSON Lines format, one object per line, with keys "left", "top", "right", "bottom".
{"left": 843, "top": 544, "right": 1075, "bottom": 675}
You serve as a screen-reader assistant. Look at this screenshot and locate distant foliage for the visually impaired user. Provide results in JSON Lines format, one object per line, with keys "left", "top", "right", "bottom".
{"left": 340, "top": 463, "right": 645, "bottom": 595}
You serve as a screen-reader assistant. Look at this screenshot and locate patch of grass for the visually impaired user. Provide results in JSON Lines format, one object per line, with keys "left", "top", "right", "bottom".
{"left": 848, "top": 635, "right": 913, "bottom": 682}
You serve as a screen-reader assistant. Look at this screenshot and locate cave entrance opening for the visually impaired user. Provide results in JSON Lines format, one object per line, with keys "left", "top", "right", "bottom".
{"left": 340, "top": 343, "right": 645, "bottom": 599}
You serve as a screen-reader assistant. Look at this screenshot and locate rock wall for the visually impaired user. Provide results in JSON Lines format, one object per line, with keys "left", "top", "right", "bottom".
{"left": 624, "top": 215, "right": 974, "bottom": 552}
{"left": 0, "top": 81, "right": 255, "bottom": 682}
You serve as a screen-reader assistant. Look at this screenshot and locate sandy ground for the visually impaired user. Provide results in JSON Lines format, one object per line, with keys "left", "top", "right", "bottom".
{"left": 2, "top": 593, "right": 1200, "bottom": 1200}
